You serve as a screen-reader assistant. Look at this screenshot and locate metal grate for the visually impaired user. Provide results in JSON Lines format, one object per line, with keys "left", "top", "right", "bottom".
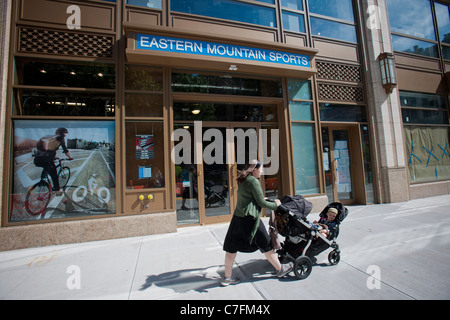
{"left": 18, "top": 27, "right": 114, "bottom": 58}
{"left": 318, "top": 83, "right": 364, "bottom": 103}
{"left": 317, "top": 61, "right": 361, "bottom": 83}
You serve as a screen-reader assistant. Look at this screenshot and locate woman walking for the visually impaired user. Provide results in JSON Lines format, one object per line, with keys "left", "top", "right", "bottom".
{"left": 221, "top": 160, "right": 292, "bottom": 286}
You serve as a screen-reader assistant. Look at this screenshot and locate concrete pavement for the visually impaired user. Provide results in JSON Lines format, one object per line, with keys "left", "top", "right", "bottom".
{"left": 1, "top": 194, "right": 450, "bottom": 300}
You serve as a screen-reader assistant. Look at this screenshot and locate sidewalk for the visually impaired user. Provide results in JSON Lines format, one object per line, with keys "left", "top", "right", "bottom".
{"left": 1, "top": 195, "right": 450, "bottom": 300}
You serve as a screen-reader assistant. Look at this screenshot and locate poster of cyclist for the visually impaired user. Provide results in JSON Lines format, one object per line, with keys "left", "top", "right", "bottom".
{"left": 10, "top": 120, "right": 116, "bottom": 222}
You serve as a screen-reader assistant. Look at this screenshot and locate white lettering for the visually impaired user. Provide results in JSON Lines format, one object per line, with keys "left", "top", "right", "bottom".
{"left": 166, "top": 39, "right": 175, "bottom": 50}
{"left": 203, "top": 129, "right": 223, "bottom": 165}
{"left": 301, "top": 56, "right": 308, "bottom": 66}
{"left": 366, "top": 265, "right": 381, "bottom": 290}
{"left": 367, "top": 5, "right": 382, "bottom": 30}
{"left": 159, "top": 38, "right": 167, "bottom": 49}
{"left": 217, "top": 45, "right": 226, "bottom": 55}
{"left": 176, "top": 40, "right": 184, "bottom": 51}
{"left": 139, "top": 36, "right": 150, "bottom": 48}
{"left": 258, "top": 50, "right": 266, "bottom": 60}
{"left": 207, "top": 44, "right": 217, "bottom": 54}
{"left": 194, "top": 42, "right": 203, "bottom": 53}
{"left": 185, "top": 41, "right": 193, "bottom": 52}
{"left": 269, "top": 52, "right": 276, "bottom": 61}
{"left": 66, "top": 265, "right": 81, "bottom": 290}
{"left": 149, "top": 37, "right": 159, "bottom": 48}
{"left": 66, "top": 5, "right": 81, "bottom": 30}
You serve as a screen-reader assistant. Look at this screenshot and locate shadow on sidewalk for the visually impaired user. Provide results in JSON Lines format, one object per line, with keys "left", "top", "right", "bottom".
{"left": 139, "top": 259, "right": 289, "bottom": 294}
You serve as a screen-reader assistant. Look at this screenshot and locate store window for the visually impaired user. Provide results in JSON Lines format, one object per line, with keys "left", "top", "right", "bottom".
{"left": 308, "top": 0, "right": 357, "bottom": 42}
{"left": 126, "top": 0, "right": 162, "bottom": 9}
{"left": 125, "top": 65, "right": 165, "bottom": 190}
{"left": 281, "top": 0, "right": 305, "bottom": 33}
{"left": 9, "top": 58, "right": 116, "bottom": 223}
{"left": 387, "top": 0, "right": 439, "bottom": 58}
{"left": 170, "top": 0, "right": 277, "bottom": 28}
{"left": 172, "top": 71, "right": 282, "bottom": 97}
{"left": 435, "top": 2, "right": 450, "bottom": 60}
{"left": 289, "top": 79, "right": 320, "bottom": 195}
{"left": 13, "top": 59, "right": 116, "bottom": 117}
{"left": 10, "top": 120, "right": 116, "bottom": 222}
{"left": 319, "top": 103, "right": 367, "bottom": 122}
{"left": 125, "top": 121, "right": 165, "bottom": 189}
{"left": 401, "top": 91, "right": 450, "bottom": 183}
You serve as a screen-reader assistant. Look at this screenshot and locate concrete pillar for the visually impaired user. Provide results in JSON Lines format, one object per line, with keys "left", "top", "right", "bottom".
{"left": 359, "top": 0, "right": 410, "bottom": 203}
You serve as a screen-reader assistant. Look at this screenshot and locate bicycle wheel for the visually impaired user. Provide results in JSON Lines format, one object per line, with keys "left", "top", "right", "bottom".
{"left": 58, "top": 166, "right": 71, "bottom": 188}
{"left": 63, "top": 185, "right": 110, "bottom": 212}
{"left": 25, "top": 181, "right": 52, "bottom": 215}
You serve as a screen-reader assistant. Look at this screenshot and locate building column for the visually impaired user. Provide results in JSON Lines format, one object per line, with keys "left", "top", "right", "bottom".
{"left": 360, "top": 0, "right": 410, "bottom": 203}
{"left": 0, "top": 0, "right": 12, "bottom": 225}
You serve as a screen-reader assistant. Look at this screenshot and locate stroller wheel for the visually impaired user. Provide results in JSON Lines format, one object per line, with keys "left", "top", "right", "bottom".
{"left": 293, "top": 256, "right": 312, "bottom": 280}
{"left": 328, "top": 250, "right": 340, "bottom": 265}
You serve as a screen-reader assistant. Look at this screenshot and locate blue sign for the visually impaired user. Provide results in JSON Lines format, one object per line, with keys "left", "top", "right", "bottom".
{"left": 136, "top": 34, "right": 310, "bottom": 68}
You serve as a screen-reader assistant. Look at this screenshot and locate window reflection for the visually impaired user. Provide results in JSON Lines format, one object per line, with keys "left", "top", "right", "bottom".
{"left": 125, "top": 65, "right": 163, "bottom": 91}
{"left": 173, "top": 103, "right": 277, "bottom": 122}
{"left": 281, "top": 0, "right": 303, "bottom": 11}
{"left": 282, "top": 11, "right": 305, "bottom": 33}
{"left": 391, "top": 34, "right": 438, "bottom": 57}
{"left": 319, "top": 103, "right": 367, "bottom": 122}
{"left": 14, "top": 90, "right": 115, "bottom": 117}
{"left": 15, "top": 59, "right": 115, "bottom": 89}
{"left": 435, "top": 2, "right": 450, "bottom": 44}
{"left": 308, "top": 0, "right": 354, "bottom": 22}
{"left": 387, "top": 0, "right": 436, "bottom": 41}
{"left": 171, "top": 0, "right": 276, "bottom": 28}
{"left": 292, "top": 123, "right": 320, "bottom": 195}
{"left": 399, "top": 91, "right": 446, "bottom": 109}
{"left": 127, "top": 0, "right": 161, "bottom": 9}
{"left": 310, "top": 17, "right": 357, "bottom": 43}
{"left": 172, "top": 72, "right": 282, "bottom": 97}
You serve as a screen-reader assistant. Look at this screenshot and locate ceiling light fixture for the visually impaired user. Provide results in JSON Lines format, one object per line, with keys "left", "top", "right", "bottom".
{"left": 229, "top": 65, "right": 238, "bottom": 71}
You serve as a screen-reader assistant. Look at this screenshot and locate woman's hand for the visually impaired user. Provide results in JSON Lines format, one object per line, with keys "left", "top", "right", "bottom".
{"left": 274, "top": 199, "right": 281, "bottom": 207}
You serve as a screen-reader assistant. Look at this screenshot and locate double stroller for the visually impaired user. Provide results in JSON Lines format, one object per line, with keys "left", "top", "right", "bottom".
{"left": 270, "top": 195, "right": 348, "bottom": 280}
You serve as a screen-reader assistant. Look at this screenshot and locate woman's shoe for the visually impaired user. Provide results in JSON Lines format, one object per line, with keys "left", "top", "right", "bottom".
{"left": 220, "top": 277, "right": 241, "bottom": 286}
{"left": 276, "top": 263, "right": 293, "bottom": 278}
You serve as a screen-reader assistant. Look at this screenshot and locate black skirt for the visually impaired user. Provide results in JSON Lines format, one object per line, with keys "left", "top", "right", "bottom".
{"left": 223, "top": 215, "right": 273, "bottom": 254}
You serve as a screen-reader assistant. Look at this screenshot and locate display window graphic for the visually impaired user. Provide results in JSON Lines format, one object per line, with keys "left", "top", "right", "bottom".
{"left": 136, "top": 135, "right": 154, "bottom": 159}
{"left": 10, "top": 120, "right": 116, "bottom": 222}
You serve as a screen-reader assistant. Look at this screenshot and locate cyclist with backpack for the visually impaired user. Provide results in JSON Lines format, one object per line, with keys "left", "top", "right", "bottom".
{"left": 34, "top": 127, "right": 73, "bottom": 192}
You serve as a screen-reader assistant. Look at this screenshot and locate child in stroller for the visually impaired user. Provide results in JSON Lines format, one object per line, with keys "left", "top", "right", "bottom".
{"left": 271, "top": 195, "right": 348, "bottom": 280}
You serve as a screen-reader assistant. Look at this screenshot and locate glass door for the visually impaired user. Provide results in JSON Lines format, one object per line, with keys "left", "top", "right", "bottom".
{"left": 202, "top": 125, "right": 232, "bottom": 222}
{"left": 201, "top": 123, "right": 260, "bottom": 224}
{"left": 322, "top": 126, "right": 354, "bottom": 204}
{"left": 174, "top": 101, "right": 280, "bottom": 225}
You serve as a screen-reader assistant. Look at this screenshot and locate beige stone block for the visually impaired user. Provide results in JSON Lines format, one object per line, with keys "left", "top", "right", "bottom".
{"left": 41, "top": 221, "right": 81, "bottom": 247}
{"left": 0, "top": 224, "right": 42, "bottom": 251}
{"left": 147, "top": 212, "right": 177, "bottom": 235}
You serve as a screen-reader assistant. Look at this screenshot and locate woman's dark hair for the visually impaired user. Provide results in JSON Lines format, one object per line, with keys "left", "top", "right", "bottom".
{"left": 236, "top": 160, "right": 262, "bottom": 183}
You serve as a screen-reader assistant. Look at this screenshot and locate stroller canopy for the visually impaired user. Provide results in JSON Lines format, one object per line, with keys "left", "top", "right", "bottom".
{"left": 278, "top": 195, "right": 312, "bottom": 219}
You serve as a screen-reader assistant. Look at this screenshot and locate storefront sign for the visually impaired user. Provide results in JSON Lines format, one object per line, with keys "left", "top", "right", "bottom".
{"left": 137, "top": 34, "right": 311, "bottom": 68}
